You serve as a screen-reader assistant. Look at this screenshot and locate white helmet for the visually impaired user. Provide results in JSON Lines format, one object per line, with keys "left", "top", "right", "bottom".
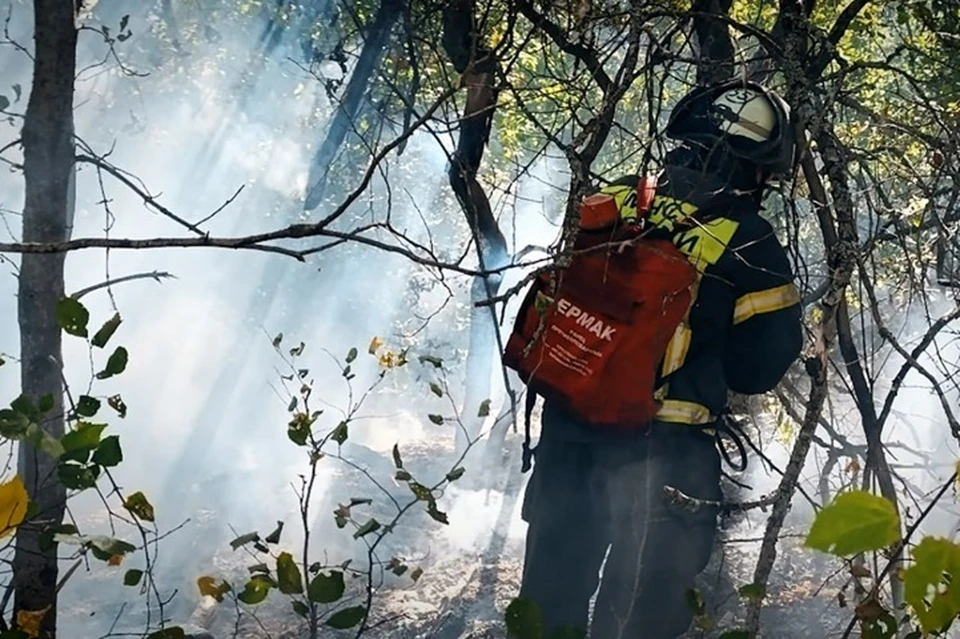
{"left": 665, "top": 80, "right": 795, "bottom": 176}
{"left": 709, "top": 87, "right": 781, "bottom": 143}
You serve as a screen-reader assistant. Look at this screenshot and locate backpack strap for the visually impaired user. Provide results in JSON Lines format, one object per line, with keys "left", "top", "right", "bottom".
{"left": 637, "top": 174, "right": 657, "bottom": 214}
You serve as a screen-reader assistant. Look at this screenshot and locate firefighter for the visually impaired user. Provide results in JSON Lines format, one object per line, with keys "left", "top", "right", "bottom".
{"left": 515, "top": 80, "right": 804, "bottom": 638}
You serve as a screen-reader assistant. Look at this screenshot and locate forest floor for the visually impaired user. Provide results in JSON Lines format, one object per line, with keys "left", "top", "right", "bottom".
{"left": 188, "top": 428, "right": 846, "bottom": 639}
{"left": 58, "top": 413, "right": 847, "bottom": 638}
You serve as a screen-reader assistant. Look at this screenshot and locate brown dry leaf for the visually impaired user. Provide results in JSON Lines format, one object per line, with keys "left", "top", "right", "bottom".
{"left": 16, "top": 605, "right": 51, "bottom": 637}
{"left": 850, "top": 564, "right": 872, "bottom": 579}
{"left": 108, "top": 554, "right": 123, "bottom": 566}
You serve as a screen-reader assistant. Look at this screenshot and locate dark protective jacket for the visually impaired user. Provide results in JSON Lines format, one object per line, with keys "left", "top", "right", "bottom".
{"left": 542, "top": 172, "right": 803, "bottom": 441}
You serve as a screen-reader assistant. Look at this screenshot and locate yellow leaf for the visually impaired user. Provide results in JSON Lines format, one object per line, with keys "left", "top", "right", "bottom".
{"left": 197, "top": 575, "right": 231, "bottom": 602}
{"left": 368, "top": 336, "right": 383, "bottom": 355}
{"left": 0, "top": 474, "right": 29, "bottom": 539}
{"left": 16, "top": 605, "right": 50, "bottom": 637}
{"left": 379, "top": 351, "right": 397, "bottom": 369}
{"left": 198, "top": 575, "right": 217, "bottom": 597}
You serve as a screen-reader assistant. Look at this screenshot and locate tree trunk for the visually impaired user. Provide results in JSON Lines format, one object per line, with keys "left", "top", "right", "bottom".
{"left": 14, "top": 2, "right": 77, "bottom": 636}
{"left": 691, "top": 0, "right": 735, "bottom": 85}
{"left": 440, "top": 0, "right": 509, "bottom": 455}
{"left": 303, "top": 0, "right": 401, "bottom": 212}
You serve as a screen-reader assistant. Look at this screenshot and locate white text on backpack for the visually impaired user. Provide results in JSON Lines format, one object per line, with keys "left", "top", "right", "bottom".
{"left": 556, "top": 299, "right": 616, "bottom": 341}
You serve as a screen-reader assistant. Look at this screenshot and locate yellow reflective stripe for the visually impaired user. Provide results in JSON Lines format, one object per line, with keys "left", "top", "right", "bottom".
{"left": 656, "top": 400, "right": 714, "bottom": 425}
{"left": 648, "top": 195, "right": 699, "bottom": 231}
{"left": 674, "top": 217, "right": 740, "bottom": 271}
{"left": 661, "top": 323, "right": 692, "bottom": 377}
{"left": 733, "top": 283, "right": 801, "bottom": 325}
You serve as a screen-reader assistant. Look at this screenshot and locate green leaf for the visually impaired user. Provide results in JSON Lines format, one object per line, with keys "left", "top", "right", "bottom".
{"left": 108, "top": 394, "right": 127, "bottom": 418}
{"left": 331, "top": 421, "right": 348, "bottom": 445}
{"left": 292, "top": 600, "right": 309, "bottom": 618}
{"left": 58, "top": 463, "right": 98, "bottom": 490}
{"left": 805, "top": 491, "right": 901, "bottom": 556}
{"left": 346, "top": 347, "right": 358, "bottom": 363}
{"left": 124, "top": 569, "right": 143, "bottom": 586}
{"left": 276, "top": 552, "right": 303, "bottom": 594}
{"left": 392, "top": 443, "right": 403, "bottom": 468}
{"left": 237, "top": 576, "right": 272, "bottom": 605}
{"left": 56, "top": 297, "right": 89, "bottom": 338}
{"left": 11, "top": 395, "right": 37, "bottom": 421}
{"left": 505, "top": 597, "right": 543, "bottom": 639}
{"left": 92, "top": 313, "right": 122, "bottom": 348}
{"left": 429, "top": 382, "right": 443, "bottom": 398}
{"left": 737, "top": 582, "right": 766, "bottom": 601}
{"left": 0, "top": 629, "right": 30, "bottom": 639}
{"left": 24, "top": 423, "right": 65, "bottom": 459}
{"left": 353, "top": 518, "right": 380, "bottom": 539}
{"left": 446, "top": 467, "right": 465, "bottom": 482}
{"left": 308, "top": 571, "right": 345, "bottom": 603}
{"left": 717, "top": 632, "right": 752, "bottom": 639}
{"left": 76, "top": 395, "right": 101, "bottom": 418}
{"left": 418, "top": 354, "right": 442, "bottom": 368}
{"left": 549, "top": 629, "right": 586, "bottom": 639}
{"left": 409, "top": 482, "right": 432, "bottom": 501}
{"left": 96, "top": 346, "right": 129, "bottom": 379}
{"left": 288, "top": 413, "right": 312, "bottom": 446}
{"left": 92, "top": 435, "right": 123, "bottom": 467}
{"left": 264, "top": 520, "right": 283, "bottom": 544}
{"left": 684, "top": 588, "right": 705, "bottom": 616}
{"left": 428, "top": 414, "right": 444, "bottom": 425}
{"left": 87, "top": 536, "right": 136, "bottom": 558}
{"left": 230, "top": 531, "right": 259, "bottom": 550}
{"left": 0, "top": 408, "right": 29, "bottom": 438}
{"left": 146, "top": 629, "right": 186, "bottom": 639}
{"left": 427, "top": 500, "right": 449, "bottom": 525}
{"left": 325, "top": 605, "right": 366, "bottom": 630}
{"left": 903, "top": 537, "right": 960, "bottom": 634}
{"left": 124, "top": 491, "right": 155, "bottom": 522}
{"left": 478, "top": 399, "right": 491, "bottom": 417}
{"left": 62, "top": 422, "right": 106, "bottom": 454}
{"left": 0, "top": 95, "right": 9, "bottom": 112}
{"left": 395, "top": 469, "right": 412, "bottom": 481}
{"left": 38, "top": 394, "right": 54, "bottom": 413}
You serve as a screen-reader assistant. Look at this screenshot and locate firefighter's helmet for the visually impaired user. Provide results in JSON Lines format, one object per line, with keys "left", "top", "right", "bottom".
{"left": 666, "top": 80, "right": 795, "bottom": 176}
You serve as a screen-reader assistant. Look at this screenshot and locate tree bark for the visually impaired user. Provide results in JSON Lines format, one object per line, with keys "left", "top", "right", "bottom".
{"left": 14, "top": 2, "right": 77, "bottom": 636}
{"left": 440, "top": 0, "right": 509, "bottom": 454}
{"left": 303, "top": 0, "right": 400, "bottom": 212}
{"left": 691, "top": 0, "right": 735, "bottom": 85}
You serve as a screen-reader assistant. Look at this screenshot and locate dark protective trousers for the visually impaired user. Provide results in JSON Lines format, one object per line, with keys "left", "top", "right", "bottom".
{"left": 519, "top": 420, "right": 723, "bottom": 639}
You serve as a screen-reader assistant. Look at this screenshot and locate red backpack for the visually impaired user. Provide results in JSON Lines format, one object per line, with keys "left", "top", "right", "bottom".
{"left": 502, "top": 176, "right": 698, "bottom": 470}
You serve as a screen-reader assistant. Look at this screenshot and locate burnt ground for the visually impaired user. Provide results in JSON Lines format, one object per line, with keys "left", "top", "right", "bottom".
{"left": 190, "top": 435, "right": 848, "bottom": 639}
{"left": 60, "top": 423, "right": 852, "bottom": 638}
